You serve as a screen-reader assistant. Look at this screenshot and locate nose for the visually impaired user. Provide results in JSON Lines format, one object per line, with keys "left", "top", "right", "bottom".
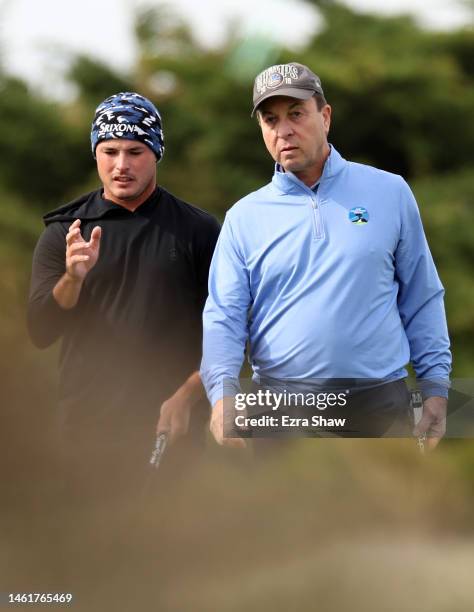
{"left": 276, "top": 117, "right": 294, "bottom": 139}
{"left": 115, "top": 152, "right": 130, "bottom": 173}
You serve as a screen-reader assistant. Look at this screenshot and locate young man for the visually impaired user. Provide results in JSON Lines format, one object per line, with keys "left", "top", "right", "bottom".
{"left": 28, "top": 92, "right": 220, "bottom": 496}
{"left": 201, "top": 63, "right": 451, "bottom": 449}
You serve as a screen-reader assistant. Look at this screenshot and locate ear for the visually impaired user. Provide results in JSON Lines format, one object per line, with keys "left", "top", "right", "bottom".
{"left": 322, "top": 104, "right": 332, "bottom": 135}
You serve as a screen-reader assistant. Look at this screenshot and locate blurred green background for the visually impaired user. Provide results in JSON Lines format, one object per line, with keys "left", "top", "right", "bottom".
{"left": 1, "top": 1, "right": 473, "bottom": 610}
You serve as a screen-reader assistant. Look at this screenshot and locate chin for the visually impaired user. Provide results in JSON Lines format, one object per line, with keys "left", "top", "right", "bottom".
{"left": 282, "top": 162, "right": 302, "bottom": 173}
{"left": 112, "top": 187, "right": 137, "bottom": 200}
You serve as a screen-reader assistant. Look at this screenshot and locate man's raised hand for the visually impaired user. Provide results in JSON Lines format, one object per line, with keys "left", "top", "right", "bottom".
{"left": 53, "top": 219, "right": 102, "bottom": 309}
{"left": 65, "top": 219, "right": 102, "bottom": 281}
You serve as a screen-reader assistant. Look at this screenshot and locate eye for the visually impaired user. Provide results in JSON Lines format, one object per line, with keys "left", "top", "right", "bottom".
{"left": 263, "top": 115, "right": 277, "bottom": 126}
{"left": 290, "top": 111, "right": 303, "bottom": 119}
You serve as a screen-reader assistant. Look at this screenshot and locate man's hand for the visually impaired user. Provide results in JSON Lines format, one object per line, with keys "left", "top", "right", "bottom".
{"left": 210, "top": 399, "right": 246, "bottom": 448}
{"left": 53, "top": 219, "right": 102, "bottom": 310}
{"left": 65, "top": 219, "right": 102, "bottom": 281}
{"left": 413, "top": 396, "right": 448, "bottom": 450}
{"left": 156, "top": 372, "right": 204, "bottom": 444}
{"left": 157, "top": 392, "right": 192, "bottom": 443}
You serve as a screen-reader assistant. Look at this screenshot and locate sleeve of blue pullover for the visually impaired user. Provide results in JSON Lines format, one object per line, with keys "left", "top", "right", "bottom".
{"left": 200, "top": 214, "right": 251, "bottom": 407}
{"left": 395, "top": 179, "right": 452, "bottom": 399}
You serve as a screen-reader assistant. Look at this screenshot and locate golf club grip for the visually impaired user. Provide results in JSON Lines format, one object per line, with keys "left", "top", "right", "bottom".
{"left": 149, "top": 432, "right": 168, "bottom": 469}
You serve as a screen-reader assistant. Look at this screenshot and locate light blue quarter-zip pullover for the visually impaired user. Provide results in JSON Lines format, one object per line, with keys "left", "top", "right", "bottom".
{"left": 201, "top": 146, "right": 451, "bottom": 406}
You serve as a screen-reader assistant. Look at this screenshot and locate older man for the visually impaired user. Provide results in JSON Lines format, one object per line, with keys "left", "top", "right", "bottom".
{"left": 201, "top": 63, "right": 451, "bottom": 448}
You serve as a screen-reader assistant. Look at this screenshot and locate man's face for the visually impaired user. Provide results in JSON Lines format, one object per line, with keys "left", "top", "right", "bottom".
{"left": 96, "top": 140, "right": 157, "bottom": 209}
{"left": 258, "top": 96, "right": 331, "bottom": 185}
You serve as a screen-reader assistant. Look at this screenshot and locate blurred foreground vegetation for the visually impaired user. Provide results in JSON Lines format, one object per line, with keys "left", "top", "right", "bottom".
{"left": 0, "top": 1, "right": 473, "bottom": 608}
{"left": 2, "top": 440, "right": 474, "bottom": 611}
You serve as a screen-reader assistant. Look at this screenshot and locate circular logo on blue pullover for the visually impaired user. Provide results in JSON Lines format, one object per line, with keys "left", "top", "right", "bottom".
{"left": 349, "top": 207, "right": 369, "bottom": 224}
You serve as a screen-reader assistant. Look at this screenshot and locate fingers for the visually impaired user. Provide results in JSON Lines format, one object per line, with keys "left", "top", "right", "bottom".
{"left": 171, "top": 414, "right": 188, "bottom": 439}
{"left": 66, "top": 226, "right": 82, "bottom": 246}
{"left": 65, "top": 224, "right": 101, "bottom": 281}
{"left": 209, "top": 404, "right": 224, "bottom": 444}
{"left": 210, "top": 409, "right": 246, "bottom": 448}
{"left": 157, "top": 402, "right": 171, "bottom": 435}
{"left": 66, "top": 243, "right": 91, "bottom": 275}
{"left": 427, "top": 437, "right": 442, "bottom": 450}
{"left": 66, "top": 221, "right": 102, "bottom": 249}
{"left": 163, "top": 417, "right": 188, "bottom": 444}
{"left": 90, "top": 226, "right": 102, "bottom": 245}
{"left": 157, "top": 399, "right": 190, "bottom": 444}
{"left": 68, "top": 254, "right": 90, "bottom": 265}
{"left": 413, "top": 413, "right": 432, "bottom": 438}
{"left": 413, "top": 405, "right": 446, "bottom": 452}
{"left": 68, "top": 241, "right": 90, "bottom": 255}
{"left": 413, "top": 412, "right": 446, "bottom": 438}
{"left": 428, "top": 418, "right": 446, "bottom": 439}
{"left": 156, "top": 410, "right": 171, "bottom": 436}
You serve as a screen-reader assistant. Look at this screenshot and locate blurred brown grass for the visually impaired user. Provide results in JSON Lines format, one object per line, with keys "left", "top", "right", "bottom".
{"left": 2, "top": 438, "right": 473, "bottom": 612}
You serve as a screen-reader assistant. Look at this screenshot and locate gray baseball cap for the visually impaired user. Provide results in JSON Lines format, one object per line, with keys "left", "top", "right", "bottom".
{"left": 252, "top": 62, "right": 324, "bottom": 116}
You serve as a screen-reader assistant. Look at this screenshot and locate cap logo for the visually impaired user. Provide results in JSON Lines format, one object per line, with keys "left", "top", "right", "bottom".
{"left": 97, "top": 123, "right": 147, "bottom": 137}
{"left": 268, "top": 73, "right": 283, "bottom": 88}
{"left": 255, "top": 64, "right": 299, "bottom": 95}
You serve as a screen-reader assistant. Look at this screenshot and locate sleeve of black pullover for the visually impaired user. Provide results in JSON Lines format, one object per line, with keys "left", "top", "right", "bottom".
{"left": 196, "top": 215, "right": 221, "bottom": 311}
{"left": 27, "top": 223, "right": 72, "bottom": 348}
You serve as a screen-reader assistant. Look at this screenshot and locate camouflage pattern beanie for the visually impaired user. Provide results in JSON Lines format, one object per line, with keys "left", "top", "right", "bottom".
{"left": 91, "top": 92, "right": 164, "bottom": 162}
